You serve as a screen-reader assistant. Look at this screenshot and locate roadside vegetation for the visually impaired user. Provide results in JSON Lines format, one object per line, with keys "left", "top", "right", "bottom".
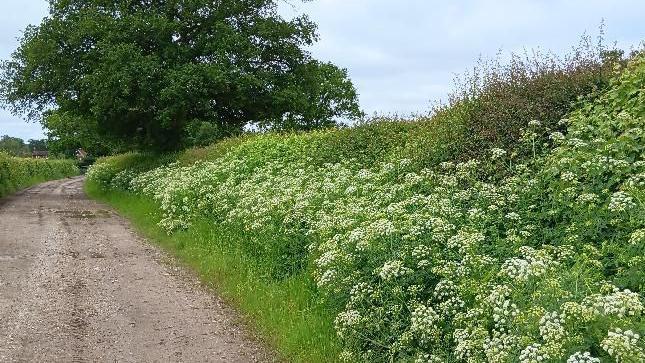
{"left": 87, "top": 44, "right": 644, "bottom": 362}
{"left": 0, "top": 152, "right": 78, "bottom": 198}
{"left": 1, "top": 1, "right": 641, "bottom": 361}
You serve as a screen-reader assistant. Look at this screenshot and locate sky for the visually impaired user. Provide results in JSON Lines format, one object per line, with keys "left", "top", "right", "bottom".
{"left": 1, "top": 0, "right": 644, "bottom": 140}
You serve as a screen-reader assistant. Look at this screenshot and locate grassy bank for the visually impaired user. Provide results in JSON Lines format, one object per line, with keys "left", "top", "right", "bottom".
{"left": 85, "top": 181, "right": 341, "bottom": 363}
{"left": 0, "top": 152, "right": 79, "bottom": 198}
{"left": 86, "top": 51, "right": 644, "bottom": 362}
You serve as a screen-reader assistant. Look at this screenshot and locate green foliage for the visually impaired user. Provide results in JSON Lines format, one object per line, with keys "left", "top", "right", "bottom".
{"left": 87, "top": 152, "right": 176, "bottom": 189}
{"left": 88, "top": 54, "right": 644, "bottom": 362}
{"left": 0, "top": 152, "right": 78, "bottom": 198}
{"left": 0, "top": 135, "right": 49, "bottom": 156}
{"left": 0, "top": 135, "right": 29, "bottom": 156}
{"left": 1, "top": 0, "right": 363, "bottom": 151}
{"left": 401, "top": 40, "right": 628, "bottom": 167}
{"left": 43, "top": 111, "right": 122, "bottom": 157}
{"left": 27, "top": 138, "right": 47, "bottom": 153}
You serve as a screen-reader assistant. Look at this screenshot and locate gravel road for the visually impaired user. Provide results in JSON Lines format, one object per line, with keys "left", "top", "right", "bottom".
{"left": 0, "top": 177, "right": 272, "bottom": 362}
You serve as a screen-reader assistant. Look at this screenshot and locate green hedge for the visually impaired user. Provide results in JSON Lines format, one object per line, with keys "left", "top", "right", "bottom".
{"left": 88, "top": 54, "right": 645, "bottom": 362}
{"left": 0, "top": 152, "right": 79, "bottom": 198}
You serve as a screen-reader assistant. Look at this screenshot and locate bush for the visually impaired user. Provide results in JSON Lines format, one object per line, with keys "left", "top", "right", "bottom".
{"left": 0, "top": 152, "right": 78, "bottom": 198}
{"left": 86, "top": 152, "right": 177, "bottom": 189}
{"left": 400, "top": 39, "right": 627, "bottom": 168}
{"left": 87, "top": 54, "right": 644, "bottom": 362}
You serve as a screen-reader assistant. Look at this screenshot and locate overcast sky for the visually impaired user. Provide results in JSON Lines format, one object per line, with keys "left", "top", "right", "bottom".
{"left": 1, "top": 0, "right": 643, "bottom": 140}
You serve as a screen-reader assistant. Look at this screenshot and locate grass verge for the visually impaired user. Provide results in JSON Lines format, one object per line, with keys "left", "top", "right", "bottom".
{"left": 85, "top": 180, "right": 341, "bottom": 363}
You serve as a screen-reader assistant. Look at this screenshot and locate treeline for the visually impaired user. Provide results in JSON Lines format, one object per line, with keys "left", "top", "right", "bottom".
{"left": 0, "top": 135, "right": 47, "bottom": 157}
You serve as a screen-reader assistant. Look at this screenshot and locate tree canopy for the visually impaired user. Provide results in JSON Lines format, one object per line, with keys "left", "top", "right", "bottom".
{"left": 0, "top": 135, "right": 48, "bottom": 156}
{"left": 1, "top": 0, "right": 363, "bottom": 151}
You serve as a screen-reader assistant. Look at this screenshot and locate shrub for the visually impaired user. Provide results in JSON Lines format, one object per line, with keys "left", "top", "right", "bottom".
{"left": 0, "top": 152, "right": 78, "bottom": 198}
{"left": 400, "top": 39, "right": 628, "bottom": 168}
{"left": 88, "top": 53, "right": 644, "bottom": 362}
{"left": 86, "top": 152, "right": 176, "bottom": 189}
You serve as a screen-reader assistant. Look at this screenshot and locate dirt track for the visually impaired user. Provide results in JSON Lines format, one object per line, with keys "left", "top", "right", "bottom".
{"left": 0, "top": 177, "right": 271, "bottom": 362}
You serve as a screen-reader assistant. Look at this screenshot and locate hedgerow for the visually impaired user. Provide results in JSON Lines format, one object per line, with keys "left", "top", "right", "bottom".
{"left": 88, "top": 53, "right": 644, "bottom": 362}
{"left": 400, "top": 41, "right": 625, "bottom": 170}
{"left": 0, "top": 152, "right": 78, "bottom": 198}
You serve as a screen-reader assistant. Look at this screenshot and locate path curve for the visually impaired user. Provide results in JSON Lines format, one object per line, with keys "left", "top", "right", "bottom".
{"left": 0, "top": 177, "right": 272, "bottom": 362}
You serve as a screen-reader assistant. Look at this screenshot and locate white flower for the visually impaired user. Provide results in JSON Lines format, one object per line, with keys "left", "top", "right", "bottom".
{"left": 484, "top": 332, "right": 518, "bottom": 363}
{"left": 433, "top": 279, "right": 457, "bottom": 300}
{"left": 410, "top": 304, "right": 439, "bottom": 340}
{"left": 629, "top": 229, "right": 645, "bottom": 245}
{"left": 335, "top": 310, "right": 362, "bottom": 338}
{"left": 576, "top": 193, "right": 598, "bottom": 204}
{"left": 608, "top": 191, "right": 636, "bottom": 212}
{"left": 491, "top": 148, "right": 507, "bottom": 160}
{"left": 539, "top": 311, "right": 565, "bottom": 342}
{"left": 519, "top": 343, "right": 546, "bottom": 363}
{"left": 549, "top": 131, "right": 565, "bottom": 143}
{"left": 528, "top": 119, "right": 542, "bottom": 128}
{"left": 591, "top": 288, "right": 643, "bottom": 318}
{"left": 500, "top": 247, "right": 556, "bottom": 282}
{"left": 601, "top": 328, "right": 645, "bottom": 361}
{"left": 447, "top": 230, "right": 485, "bottom": 253}
{"left": 566, "top": 351, "right": 600, "bottom": 363}
{"left": 560, "top": 171, "right": 577, "bottom": 182}
{"left": 414, "top": 353, "right": 444, "bottom": 363}
{"left": 316, "top": 269, "right": 337, "bottom": 288}
{"left": 378, "top": 260, "right": 411, "bottom": 280}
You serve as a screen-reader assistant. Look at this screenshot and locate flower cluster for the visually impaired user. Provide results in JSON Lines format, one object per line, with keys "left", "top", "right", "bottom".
{"left": 629, "top": 229, "right": 645, "bottom": 245}
{"left": 378, "top": 260, "right": 412, "bottom": 281}
{"left": 490, "top": 148, "right": 507, "bottom": 160}
{"left": 601, "top": 328, "right": 644, "bottom": 362}
{"left": 539, "top": 311, "right": 565, "bottom": 342}
{"left": 590, "top": 288, "right": 643, "bottom": 318}
{"left": 566, "top": 351, "right": 600, "bottom": 363}
{"left": 608, "top": 191, "right": 636, "bottom": 212}
{"left": 410, "top": 304, "right": 439, "bottom": 341}
{"left": 519, "top": 343, "right": 546, "bottom": 363}
{"left": 499, "top": 247, "right": 557, "bottom": 282}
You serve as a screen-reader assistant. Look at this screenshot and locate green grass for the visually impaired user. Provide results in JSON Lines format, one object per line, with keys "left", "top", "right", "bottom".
{"left": 85, "top": 181, "right": 341, "bottom": 363}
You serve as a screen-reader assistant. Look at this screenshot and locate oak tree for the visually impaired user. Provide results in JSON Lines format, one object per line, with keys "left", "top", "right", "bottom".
{"left": 1, "top": 0, "right": 363, "bottom": 151}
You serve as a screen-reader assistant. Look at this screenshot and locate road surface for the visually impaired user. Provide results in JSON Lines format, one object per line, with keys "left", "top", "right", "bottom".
{"left": 0, "top": 177, "right": 272, "bottom": 362}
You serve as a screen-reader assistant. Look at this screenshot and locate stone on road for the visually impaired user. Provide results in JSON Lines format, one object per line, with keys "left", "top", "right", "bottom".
{"left": 0, "top": 177, "right": 271, "bottom": 362}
